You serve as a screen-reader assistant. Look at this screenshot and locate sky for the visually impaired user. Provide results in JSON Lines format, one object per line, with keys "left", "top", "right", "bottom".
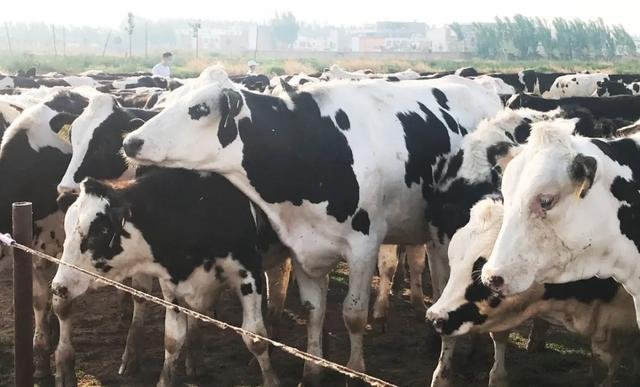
{"left": 1, "top": 0, "right": 639, "bottom": 35}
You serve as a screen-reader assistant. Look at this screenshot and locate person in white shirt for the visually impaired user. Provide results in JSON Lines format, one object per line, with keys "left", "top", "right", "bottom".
{"left": 152, "top": 52, "right": 173, "bottom": 78}
{"left": 247, "top": 59, "right": 259, "bottom": 75}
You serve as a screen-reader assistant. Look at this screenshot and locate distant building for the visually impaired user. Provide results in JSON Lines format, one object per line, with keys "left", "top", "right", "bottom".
{"left": 425, "top": 24, "right": 475, "bottom": 52}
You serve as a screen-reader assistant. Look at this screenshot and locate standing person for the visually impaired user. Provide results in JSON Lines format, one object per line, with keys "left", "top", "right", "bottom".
{"left": 152, "top": 52, "right": 173, "bottom": 78}
{"left": 247, "top": 59, "right": 259, "bottom": 75}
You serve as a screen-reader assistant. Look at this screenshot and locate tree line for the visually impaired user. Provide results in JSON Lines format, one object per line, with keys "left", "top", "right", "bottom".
{"left": 455, "top": 15, "right": 637, "bottom": 60}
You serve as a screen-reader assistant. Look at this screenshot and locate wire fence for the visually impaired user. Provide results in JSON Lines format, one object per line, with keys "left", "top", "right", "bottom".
{"left": 0, "top": 232, "right": 397, "bottom": 387}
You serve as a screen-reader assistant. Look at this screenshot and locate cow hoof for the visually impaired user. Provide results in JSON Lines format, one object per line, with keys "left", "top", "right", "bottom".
{"left": 118, "top": 355, "right": 140, "bottom": 376}
{"left": 488, "top": 374, "right": 509, "bottom": 387}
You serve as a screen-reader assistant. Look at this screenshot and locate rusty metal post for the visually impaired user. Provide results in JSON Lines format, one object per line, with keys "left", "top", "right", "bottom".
{"left": 12, "top": 202, "right": 33, "bottom": 387}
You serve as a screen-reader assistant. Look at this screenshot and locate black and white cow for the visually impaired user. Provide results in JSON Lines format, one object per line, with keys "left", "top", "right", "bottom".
{"left": 36, "top": 76, "right": 101, "bottom": 88}
{"left": 593, "top": 78, "right": 633, "bottom": 96}
{"left": 546, "top": 73, "right": 609, "bottom": 98}
{"left": 480, "top": 120, "right": 640, "bottom": 330}
{"left": 427, "top": 198, "right": 640, "bottom": 386}
{"left": 506, "top": 93, "right": 640, "bottom": 122}
{"left": 112, "top": 75, "right": 170, "bottom": 90}
{"left": 122, "top": 70, "right": 502, "bottom": 382}
{"left": 0, "top": 73, "right": 40, "bottom": 89}
{"left": 517, "top": 70, "right": 569, "bottom": 95}
{"left": 52, "top": 168, "right": 281, "bottom": 387}
{"left": 0, "top": 88, "right": 99, "bottom": 379}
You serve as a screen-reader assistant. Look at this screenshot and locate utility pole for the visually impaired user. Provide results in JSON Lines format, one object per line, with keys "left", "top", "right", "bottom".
{"left": 145, "top": 21, "right": 148, "bottom": 59}
{"left": 51, "top": 25, "right": 57, "bottom": 56}
{"left": 4, "top": 22, "right": 12, "bottom": 54}
{"left": 102, "top": 30, "right": 111, "bottom": 57}
{"left": 190, "top": 21, "right": 202, "bottom": 59}
{"left": 62, "top": 27, "right": 66, "bottom": 56}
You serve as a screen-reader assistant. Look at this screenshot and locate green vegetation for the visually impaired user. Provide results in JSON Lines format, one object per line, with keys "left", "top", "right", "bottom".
{"left": 468, "top": 16, "right": 636, "bottom": 60}
{"left": 1, "top": 52, "right": 640, "bottom": 77}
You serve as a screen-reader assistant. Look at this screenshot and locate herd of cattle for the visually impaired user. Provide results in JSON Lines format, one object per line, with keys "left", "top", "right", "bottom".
{"left": 1, "top": 63, "right": 640, "bottom": 387}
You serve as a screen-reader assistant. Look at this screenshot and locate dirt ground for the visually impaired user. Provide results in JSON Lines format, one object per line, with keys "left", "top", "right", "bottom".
{"left": 0, "top": 261, "right": 638, "bottom": 387}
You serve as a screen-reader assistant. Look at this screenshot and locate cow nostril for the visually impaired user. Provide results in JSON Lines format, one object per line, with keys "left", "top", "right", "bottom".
{"left": 488, "top": 275, "right": 505, "bottom": 290}
{"left": 123, "top": 137, "right": 144, "bottom": 157}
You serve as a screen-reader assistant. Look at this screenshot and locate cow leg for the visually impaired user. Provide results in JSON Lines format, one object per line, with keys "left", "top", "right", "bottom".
{"left": 265, "top": 257, "right": 292, "bottom": 340}
{"left": 372, "top": 244, "right": 398, "bottom": 331}
{"left": 526, "top": 318, "right": 550, "bottom": 352}
{"left": 343, "top": 245, "right": 378, "bottom": 382}
{"left": 489, "top": 331, "right": 509, "bottom": 387}
{"left": 52, "top": 293, "right": 76, "bottom": 387}
{"left": 33, "top": 258, "right": 54, "bottom": 379}
{"left": 158, "top": 281, "right": 187, "bottom": 387}
{"left": 431, "top": 336, "right": 456, "bottom": 387}
{"left": 184, "top": 286, "right": 222, "bottom": 378}
{"left": 293, "top": 259, "right": 328, "bottom": 386}
{"left": 406, "top": 244, "right": 427, "bottom": 317}
{"left": 119, "top": 274, "right": 153, "bottom": 375}
{"left": 425, "top": 239, "right": 450, "bottom": 301}
{"left": 231, "top": 267, "right": 280, "bottom": 387}
{"left": 392, "top": 245, "right": 407, "bottom": 292}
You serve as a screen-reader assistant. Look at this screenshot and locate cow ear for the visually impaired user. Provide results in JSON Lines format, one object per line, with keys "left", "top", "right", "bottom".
{"left": 128, "top": 118, "right": 146, "bottom": 132}
{"left": 568, "top": 153, "right": 597, "bottom": 199}
{"left": 217, "top": 89, "right": 243, "bottom": 148}
{"left": 56, "top": 192, "right": 78, "bottom": 213}
{"left": 279, "top": 78, "right": 295, "bottom": 94}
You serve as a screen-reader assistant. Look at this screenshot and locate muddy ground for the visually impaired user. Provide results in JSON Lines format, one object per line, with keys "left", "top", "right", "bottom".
{"left": 0, "top": 262, "right": 638, "bottom": 387}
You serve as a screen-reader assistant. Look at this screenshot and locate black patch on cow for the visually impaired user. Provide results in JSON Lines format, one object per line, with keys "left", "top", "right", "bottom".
{"left": 80, "top": 169, "right": 267, "bottom": 289}
{"left": 486, "top": 142, "right": 514, "bottom": 167}
{"left": 73, "top": 104, "right": 157, "bottom": 183}
{"left": 240, "top": 283, "right": 253, "bottom": 295}
{"left": 79, "top": 206, "right": 130, "bottom": 268}
{"left": 591, "top": 138, "right": 640, "bottom": 253}
{"left": 239, "top": 269, "right": 248, "bottom": 278}
{"left": 44, "top": 91, "right": 89, "bottom": 115}
{"left": 218, "top": 89, "right": 244, "bottom": 148}
{"left": 513, "top": 119, "right": 531, "bottom": 143}
{"left": 399, "top": 102, "right": 452, "bottom": 201}
{"left": 203, "top": 258, "right": 213, "bottom": 272}
{"left": 0, "top": 131, "right": 71, "bottom": 232}
{"left": 188, "top": 102, "right": 211, "bottom": 120}
{"left": 543, "top": 277, "right": 619, "bottom": 303}
{"left": 299, "top": 78, "right": 310, "bottom": 85}
{"left": 386, "top": 76, "right": 400, "bottom": 82}
{"left": 568, "top": 154, "right": 597, "bottom": 198}
{"left": 351, "top": 209, "right": 370, "bottom": 235}
{"left": 440, "top": 109, "right": 459, "bottom": 134}
{"left": 238, "top": 90, "right": 359, "bottom": 224}
{"left": 335, "top": 109, "right": 350, "bottom": 131}
{"left": 49, "top": 112, "right": 77, "bottom": 134}
{"left": 50, "top": 231, "right": 56, "bottom": 239}
{"left": 432, "top": 88, "right": 449, "bottom": 110}
{"left": 0, "top": 113, "right": 8, "bottom": 141}
{"left": 634, "top": 84, "right": 640, "bottom": 93}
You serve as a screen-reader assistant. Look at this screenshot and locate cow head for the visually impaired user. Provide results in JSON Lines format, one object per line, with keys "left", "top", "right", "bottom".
{"left": 52, "top": 178, "right": 148, "bottom": 300}
{"left": 57, "top": 94, "right": 154, "bottom": 194}
{"left": 481, "top": 119, "right": 611, "bottom": 295}
{"left": 123, "top": 81, "right": 245, "bottom": 170}
{"left": 426, "top": 198, "right": 506, "bottom": 335}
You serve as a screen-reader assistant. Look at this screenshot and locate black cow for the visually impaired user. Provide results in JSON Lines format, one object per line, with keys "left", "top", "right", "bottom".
{"left": 507, "top": 93, "right": 640, "bottom": 121}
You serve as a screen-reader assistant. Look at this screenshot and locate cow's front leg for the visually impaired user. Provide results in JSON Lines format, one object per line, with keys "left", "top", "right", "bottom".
{"left": 489, "top": 331, "right": 509, "bottom": 387}
{"left": 431, "top": 336, "right": 456, "bottom": 387}
{"left": 52, "top": 292, "right": 76, "bottom": 387}
{"left": 372, "top": 244, "right": 398, "bottom": 331}
{"left": 292, "top": 259, "right": 328, "bottom": 386}
{"left": 406, "top": 244, "right": 427, "bottom": 317}
{"left": 119, "top": 274, "right": 154, "bottom": 375}
{"left": 343, "top": 245, "right": 378, "bottom": 385}
{"left": 232, "top": 266, "right": 280, "bottom": 387}
{"left": 158, "top": 282, "right": 187, "bottom": 387}
{"left": 33, "top": 258, "right": 55, "bottom": 379}
{"left": 526, "top": 318, "right": 550, "bottom": 352}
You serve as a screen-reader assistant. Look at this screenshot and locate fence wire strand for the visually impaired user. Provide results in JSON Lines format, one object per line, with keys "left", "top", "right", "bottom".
{"left": 0, "top": 235, "right": 397, "bottom": 387}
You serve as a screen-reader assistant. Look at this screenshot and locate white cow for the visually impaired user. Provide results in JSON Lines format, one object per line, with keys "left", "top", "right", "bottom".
{"left": 545, "top": 73, "right": 609, "bottom": 98}
{"left": 122, "top": 69, "right": 501, "bottom": 383}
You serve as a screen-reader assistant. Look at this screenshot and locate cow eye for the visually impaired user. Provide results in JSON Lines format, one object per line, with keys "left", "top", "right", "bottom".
{"left": 538, "top": 194, "right": 557, "bottom": 211}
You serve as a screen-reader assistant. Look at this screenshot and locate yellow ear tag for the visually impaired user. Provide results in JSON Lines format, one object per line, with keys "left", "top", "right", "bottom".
{"left": 575, "top": 180, "right": 588, "bottom": 199}
{"left": 57, "top": 124, "right": 72, "bottom": 144}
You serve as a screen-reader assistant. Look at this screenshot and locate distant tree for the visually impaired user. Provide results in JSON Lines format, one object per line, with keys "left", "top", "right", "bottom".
{"left": 124, "top": 12, "right": 135, "bottom": 57}
{"left": 189, "top": 20, "right": 202, "bottom": 58}
{"left": 271, "top": 12, "right": 299, "bottom": 49}
{"left": 450, "top": 23, "right": 465, "bottom": 40}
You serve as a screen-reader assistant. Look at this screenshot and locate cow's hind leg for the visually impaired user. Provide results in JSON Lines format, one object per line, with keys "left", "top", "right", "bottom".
{"left": 292, "top": 259, "right": 328, "bottom": 386}
{"left": 406, "top": 244, "right": 427, "bottom": 317}
{"left": 119, "top": 274, "right": 154, "bottom": 375}
{"left": 343, "top": 243, "right": 379, "bottom": 385}
{"left": 230, "top": 262, "right": 280, "bottom": 387}
{"left": 372, "top": 244, "right": 398, "bottom": 331}
{"left": 265, "top": 256, "right": 292, "bottom": 340}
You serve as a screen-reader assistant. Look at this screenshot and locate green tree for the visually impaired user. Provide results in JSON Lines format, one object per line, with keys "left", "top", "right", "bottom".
{"left": 124, "top": 12, "right": 135, "bottom": 57}
{"left": 271, "top": 12, "right": 299, "bottom": 49}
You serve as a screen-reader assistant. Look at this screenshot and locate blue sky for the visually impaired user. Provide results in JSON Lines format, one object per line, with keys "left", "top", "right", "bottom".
{"left": 2, "top": 0, "right": 639, "bottom": 35}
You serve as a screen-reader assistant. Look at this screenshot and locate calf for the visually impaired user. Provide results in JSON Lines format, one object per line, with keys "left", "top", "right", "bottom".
{"left": 427, "top": 198, "right": 639, "bottom": 386}
{"left": 480, "top": 119, "right": 640, "bottom": 330}
{"left": 123, "top": 70, "right": 502, "bottom": 383}
{"left": 52, "top": 168, "right": 281, "bottom": 387}
{"left": 593, "top": 78, "right": 632, "bottom": 96}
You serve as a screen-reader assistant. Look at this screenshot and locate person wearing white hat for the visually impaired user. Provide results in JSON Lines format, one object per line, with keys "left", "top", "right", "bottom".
{"left": 247, "top": 59, "right": 259, "bottom": 75}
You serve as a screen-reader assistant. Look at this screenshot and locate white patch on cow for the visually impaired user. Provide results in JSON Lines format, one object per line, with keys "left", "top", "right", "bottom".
{"left": 0, "top": 76, "right": 15, "bottom": 89}
{"left": 61, "top": 76, "right": 100, "bottom": 88}
{"left": 473, "top": 75, "right": 516, "bottom": 95}
{"left": 545, "top": 73, "right": 609, "bottom": 98}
